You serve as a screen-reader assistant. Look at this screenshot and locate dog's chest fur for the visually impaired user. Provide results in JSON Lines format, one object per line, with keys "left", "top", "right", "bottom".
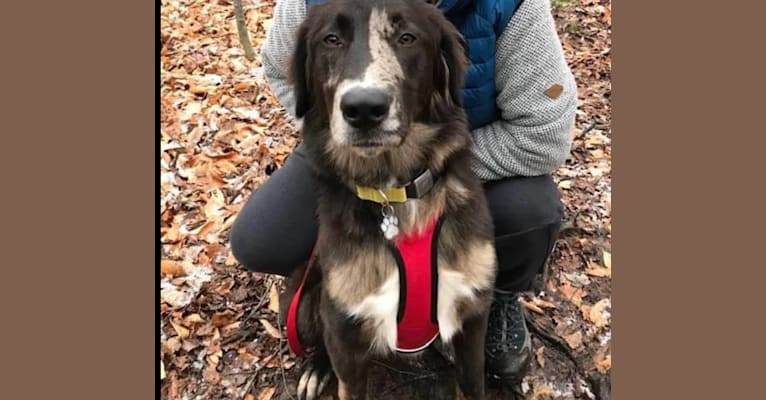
{"left": 324, "top": 196, "right": 496, "bottom": 354}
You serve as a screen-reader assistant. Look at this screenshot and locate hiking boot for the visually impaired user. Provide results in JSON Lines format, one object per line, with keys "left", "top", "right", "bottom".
{"left": 485, "top": 290, "right": 532, "bottom": 385}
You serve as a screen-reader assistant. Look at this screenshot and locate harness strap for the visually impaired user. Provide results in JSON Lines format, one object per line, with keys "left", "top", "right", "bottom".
{"left": 391, "top": 214, "right": 443, "bottom": 352}
{"left": 287, "top": 214, "right": 444, "bottom": 356}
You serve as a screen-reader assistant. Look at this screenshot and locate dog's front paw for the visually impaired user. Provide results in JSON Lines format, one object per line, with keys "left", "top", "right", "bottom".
{"left": 297, "top": 357, "right": 334, "bottom": 400}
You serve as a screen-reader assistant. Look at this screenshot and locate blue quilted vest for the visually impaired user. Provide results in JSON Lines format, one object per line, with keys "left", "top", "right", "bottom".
{"left": 304, "top": 0, "right": 523, "bottom": 129}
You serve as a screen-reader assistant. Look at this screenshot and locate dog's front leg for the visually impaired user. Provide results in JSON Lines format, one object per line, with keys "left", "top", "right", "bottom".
{"left": 453, "top": 310, "right": 490, "bottom": 400}
{"left": 321, "top": 314, "right": 370, "bottom": 400}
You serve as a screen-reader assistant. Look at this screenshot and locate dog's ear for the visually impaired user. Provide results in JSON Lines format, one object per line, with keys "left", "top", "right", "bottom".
{"left": 437, "top": 23, "right": 468, "bottom": 108}
{"left": 288, "top": 25, "right": 311, "bottom": 118}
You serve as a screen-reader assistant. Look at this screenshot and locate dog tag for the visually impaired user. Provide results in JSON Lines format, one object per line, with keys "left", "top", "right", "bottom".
{"left": 380, "top": 204, "right": 399, "bottom": 240}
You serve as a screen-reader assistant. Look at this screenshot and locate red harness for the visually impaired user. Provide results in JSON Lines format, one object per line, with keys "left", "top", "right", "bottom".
{"left": 287, "top": 215, "right": 444, "bottom": 356}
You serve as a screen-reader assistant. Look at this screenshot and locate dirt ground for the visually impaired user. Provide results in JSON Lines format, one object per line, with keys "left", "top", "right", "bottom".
{"left": 160, "top": 0, "right": 611, "bottom": 399}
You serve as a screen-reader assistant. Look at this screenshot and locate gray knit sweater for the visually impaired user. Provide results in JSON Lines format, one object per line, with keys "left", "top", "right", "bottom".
{"left": 261, "top": 0, "right": 576, "bottom": 180}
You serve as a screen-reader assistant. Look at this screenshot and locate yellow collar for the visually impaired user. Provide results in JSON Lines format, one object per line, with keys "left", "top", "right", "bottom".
{"left": 354, "top": 169, "right": 437, "bottom": 204}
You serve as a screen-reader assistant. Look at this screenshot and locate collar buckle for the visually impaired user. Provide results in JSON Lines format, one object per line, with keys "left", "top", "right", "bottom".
{"left": 409, "top": 169, "right": 435, "bottom": 199}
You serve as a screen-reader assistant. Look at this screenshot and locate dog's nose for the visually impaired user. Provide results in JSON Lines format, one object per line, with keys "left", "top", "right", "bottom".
{"left": 340, "top": 88, "right": 391, "bottom": 129}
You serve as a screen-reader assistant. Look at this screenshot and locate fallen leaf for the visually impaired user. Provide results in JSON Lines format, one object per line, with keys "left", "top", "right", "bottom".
{"left": 232, "top": 107, "right": 261, "bottom": 121}
{"left": 168, "top": 369, "right": 178, "bottom": 399}
{"left": 259, "top": 319, "right": 282, "bottom": 339}
{"left": 207, "top": 352, "right": 221, "bottom": 367}
{"left": 530, "top": 383, "right": 554, "bottom": 400}
{"left": 584, "top": 133, "right": 607, "bottom": 148}
{"left": 161, "top": 260, "right": 186, "bottom": 277}
{"left": 558, "top": 282, "right": 587, "bottom": 306}
{"left": 266, "top": 355, "right": 281, "bottom": 368}
{"left": 603, "top": 250, "right": 611, "bottom": 269}
{"left": 585, "top": 261, "right": 611, "bottom": 278}
{"left": 563, "top": 331, "right": 583, "bottom": 350}
{"left": 589, "top": 298, "right": 611, "bottom": 328}
{"left": 244, "top": 394, "right": 255, "bottom": 400}
{"left": 163, "top": 336, "right": 182, "bottom": 354}
{"left": 170, "top": 320, "right": 190, "bottom": 339}
{"left": 563, "top": 271, "right": 591, "bottom": 287}
{"left": 521, "top": 299, "right": 545, "bottom": 315}
{"left": 204, "top": 188, "right": 226, "bottom": 218}
{"left": 211, "top": 312, "right": 238, "bottom": 328}
{"left": 197, "top": 219, "right": 218, "bottom": 238}
{"left": 256, "top": 386, "right": 276, "bottom": 400}
{"left": 183, "top": 313, "right": 205, "bottom": 324}
{"left": 180, "top": 220, "right": 214, "bottom": 236}
{"left": 194, "top": 323, "right": 215, "bottom": 338}
{"left": 588, "top": 165, "right": 609, "bottom": 177}
{"left": 220, "top": 213, "right": 238, "bottom": 231}
{"left": 181, "top": 337, "right": 202, "bottom": 352}
{"left": 202, "top": 364, "right": 221, "bottom": 384}
{"left": 532, "top": 297, "right": 558, "bottom": 309}
{"left": 589, "top": 148, "right": 605, "bottom": 158}
{"left": 160, "top": 359, "right": 166, "bottom": 380}
{"left": 268, "top": 283, "right": 280, "bottom": 313}
{"left": 233, "top": 82, "right": 252, "bottom": 92}
{"left": 593, "top": 341, "right": 612, "bottom": 373}
{"left": 596, "top": 354, "right": 611, "bottom": 373}
{"left": 161, "top": 225, "right": 181, "bottom": 243}
{"left": 535, "top": 346, "right": 545, "bottom": 368}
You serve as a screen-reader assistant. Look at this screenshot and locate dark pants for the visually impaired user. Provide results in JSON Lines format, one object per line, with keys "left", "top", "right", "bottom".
{"left": 230, "top": 145, "right": 563, "bottom": 293}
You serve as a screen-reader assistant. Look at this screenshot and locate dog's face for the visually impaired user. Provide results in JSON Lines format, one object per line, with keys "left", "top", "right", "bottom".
{"left": 290, "top": 0, "right": 467, "bottom": 158}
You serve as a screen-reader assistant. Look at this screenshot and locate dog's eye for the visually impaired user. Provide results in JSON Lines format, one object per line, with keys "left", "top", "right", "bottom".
{"left": 323, "top": 34, "right": 343, "bottom": 47}
{"left": 397, "top": 33, "right": 416, "bottom": 46}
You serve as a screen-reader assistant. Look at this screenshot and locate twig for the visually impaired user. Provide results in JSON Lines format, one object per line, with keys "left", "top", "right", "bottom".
{"left": 169, "top": 370, "right": 179, "bottom": 400}
{"left": 275, "top": 313, "right": 297, "bottom": 400}
{"left": 525, "top": 313, "right": 612, "bottom": 399}
{"left": 222, "top": 327, "right": 257, "bottom": 345}
{"left": 371, "top": 359, "right": 427, "bottom": 377}
{"left": 245, "top": 280, "right": 274, "bottom": 321}
{"left": 579, "top": 120, "right": 598, "bottom": 137}
{"left": 233, "top": 0, "right": 256, "bottom": 61}
{"left": 225, "top": 281, "right": 275, "bottom": 345}
{"left": 525, "top": 313, "right": 580, "bottom": 368}
{"left": 241, "top": 353, "right": 278, "bottom": 400}
{"left": 377, "top": 373, "right": 440, "bottom": 397}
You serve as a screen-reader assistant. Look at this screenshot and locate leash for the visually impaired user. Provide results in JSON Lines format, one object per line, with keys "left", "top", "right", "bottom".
{"left": 286, "top": 244, "right": 318, "bottom": 357}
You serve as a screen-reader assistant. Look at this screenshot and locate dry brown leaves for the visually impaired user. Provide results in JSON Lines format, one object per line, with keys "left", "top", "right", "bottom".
{"left": 521, "top": 0, "right": 612, "bottom": 395}
{"left": 161, "top": 0, "right": 300, "bottom": 398}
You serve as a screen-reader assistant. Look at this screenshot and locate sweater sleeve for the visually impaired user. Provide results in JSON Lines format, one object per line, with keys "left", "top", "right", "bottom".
{"left": 261, "top": 0, "right": 307, "bottom": 119}
{"left": 469, "top": 0, "right": 577, "bottom": 180}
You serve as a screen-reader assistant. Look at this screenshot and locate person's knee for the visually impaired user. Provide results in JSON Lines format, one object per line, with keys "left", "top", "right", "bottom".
{"left": 229, "top": 216, "right": 287, "bottom": 275}
{"left": 487, "top": 176, "right": 564, "bottom": 236}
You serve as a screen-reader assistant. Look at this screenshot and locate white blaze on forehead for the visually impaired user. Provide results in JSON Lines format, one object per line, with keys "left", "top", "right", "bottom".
{"left": 330, "top": 7, "right": 404, "bottom": 144}
{"left": 366, "top": 7, "right": 403, "bottom": 89}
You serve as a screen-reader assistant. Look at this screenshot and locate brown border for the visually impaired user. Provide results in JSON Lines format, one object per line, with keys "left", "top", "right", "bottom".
{"left": 2, "top": 1, "right": 155, "bottom": 398}
{"left": 615, "top": 0, "right": 766, "bottom": 399}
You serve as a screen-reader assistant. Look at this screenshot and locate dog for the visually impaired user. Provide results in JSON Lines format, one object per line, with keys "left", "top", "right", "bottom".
{"left": 278, "top": 0, "right": 497, "bottom": 399}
